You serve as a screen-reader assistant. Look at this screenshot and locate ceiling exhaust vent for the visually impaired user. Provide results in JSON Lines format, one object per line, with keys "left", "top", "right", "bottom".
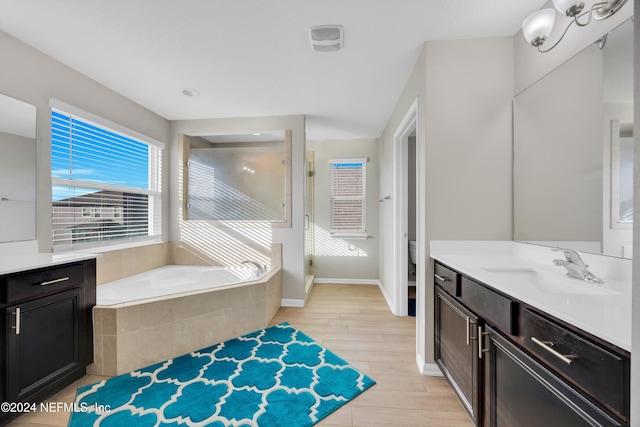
{"left": 309, "top": 25, "right": 343, "bottom": 52}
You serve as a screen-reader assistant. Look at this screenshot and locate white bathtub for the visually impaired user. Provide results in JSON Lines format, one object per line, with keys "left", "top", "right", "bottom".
{"left": 91, "top": 264, "right": 282, "bottom": 376}
{"left": 97, "top": 265, "right": 267, "bottom": 307}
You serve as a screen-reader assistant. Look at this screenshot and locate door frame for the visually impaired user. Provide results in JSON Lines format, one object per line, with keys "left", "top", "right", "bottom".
{"left": 392, "top": 98, "right": 419, "bottom": 316}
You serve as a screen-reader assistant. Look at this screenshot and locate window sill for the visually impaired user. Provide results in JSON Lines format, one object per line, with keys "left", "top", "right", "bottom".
{"left": 52, "top": 237, "right": 164, "bottom": 255}
{"left": 330, "top": 233, "right": 369, "bottom": 240}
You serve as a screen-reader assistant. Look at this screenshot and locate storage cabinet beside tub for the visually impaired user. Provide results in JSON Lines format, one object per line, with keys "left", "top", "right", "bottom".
{"left": 0, "top": 259, "right": 96, "bottom": 424}
{"left": 433, "top": 261, "right": 630, "bottom": 427}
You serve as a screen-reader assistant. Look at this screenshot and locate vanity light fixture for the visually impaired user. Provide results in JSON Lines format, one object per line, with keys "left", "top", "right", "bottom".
{"left": 522, "top": 0, "right": 627, "bottom": 52}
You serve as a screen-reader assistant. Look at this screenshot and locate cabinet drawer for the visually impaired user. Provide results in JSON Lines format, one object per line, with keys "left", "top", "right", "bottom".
{"left": 434, "top": 263, "right": 460, "bottom": 296}
{"left": 460, "top": 277, "right": 516, "bottom": 335}
{"left": 522, "top": 309, "right": 629, "bottom": 416}
{"left": 4, "top": 263, "right": 86, "bottom": 304}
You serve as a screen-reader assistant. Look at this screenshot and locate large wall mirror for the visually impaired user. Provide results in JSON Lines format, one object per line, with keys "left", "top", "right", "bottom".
{"left": 0, "top": 94, "right": 37, "bottom": 242}
{"left": 182, "top": 130, "right": 291, "bottom": 226}
{"left": 513, "top": 18, "right": 633, "bottom": 258}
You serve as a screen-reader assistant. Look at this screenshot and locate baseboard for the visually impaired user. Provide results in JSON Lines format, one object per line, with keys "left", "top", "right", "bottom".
{"left": 305, "top": 275, "right": 315, "bottom": 293}
{"left": 422, "top": 364, "right": 443, "bottom": 377}
{"left": 313, "top": 278, "right": 381, "bottom": 286}
{"left": 281, "top": 298, "right": 305, "bottom": 307}
{"left": 376, "top": 282, "right": 399, "bottom": 316}
{"left": 418, "top": 355, "right": 443, "bottom": 377}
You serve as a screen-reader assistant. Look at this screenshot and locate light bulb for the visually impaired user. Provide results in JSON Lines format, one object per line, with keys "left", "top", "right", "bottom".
{"left": 522, "top": 8, "right": 556, "bottom": 47}
{"left": 552, "top": 0, "right": 585, "bottom": 17}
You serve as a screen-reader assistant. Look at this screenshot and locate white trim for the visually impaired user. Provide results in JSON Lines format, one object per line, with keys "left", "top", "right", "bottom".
{"left": 49, "top": 98, "right": 165, "bottom": 149}
{"left": 313, "top": 278, "right": 381, "bottom": 285}
{"left": 281, "top": 298, "right": 305, "bottom": 307}
{"left": 328, "top": 157, "right": 368, "bottom": 165}
{"left": 610, "top": 119, "right": 633, "bottom": 229}
{"left": 305, "top": 275, "right": 315, "bottom": 293}
{"left": 329, "top": 159, "right": 367, "bottom": 236}
{"left": 377, "top": 280, "right": 398, "bottom": 315}
{"left": 416, "top": 353, "right": 443, "bottom": 376}
{"left": 53, "top": 236, "right": 162, "bottom": 254}
{"left": 392, "top": 98, "right": 418, "bottom": 317}
{"left": 329, "top": 232, "right": 369, "bottom": 240}
{"left": 421, "top": 363, "right": 444, "bottom": 377}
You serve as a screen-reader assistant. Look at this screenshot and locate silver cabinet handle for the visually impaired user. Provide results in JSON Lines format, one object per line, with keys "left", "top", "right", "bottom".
{"left": 531, "top": 337, "right": 576, "bottom": 365}
{"left": 39, "top": 276, "right": 69, "bottom": 286}
{"left": 478, "top": 325, "right": 490, "bottom": 359}
{"left": 465, "top": 316, "right": 470, "bottom": 346}
{"left": 465, "top": 318, "right": 478, "bottom": 346}
{"left": 434, "top": 274, "right": 449, "bottom": 284}
{"left": 12, "top": 308, "right": 21, "bottom": 335}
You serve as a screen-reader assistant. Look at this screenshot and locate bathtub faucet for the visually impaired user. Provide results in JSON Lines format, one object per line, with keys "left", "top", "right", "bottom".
{"left": 242, "top": 260, "right": 267, "bottom": 276}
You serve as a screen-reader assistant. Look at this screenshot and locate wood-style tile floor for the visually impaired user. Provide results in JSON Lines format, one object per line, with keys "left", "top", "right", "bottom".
{"left": 270, "top": 284, "right": 473, "bottom": 427}
{"left": 8, "top": 283, "right": 472, "bottom": 427}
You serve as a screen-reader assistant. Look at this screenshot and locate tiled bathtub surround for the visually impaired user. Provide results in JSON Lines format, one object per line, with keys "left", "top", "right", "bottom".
{"left": 90, "top": 268, "right": 281, "bottom": 376}
{"left": 96, "top": 242, "right": 171, "bottom": 285}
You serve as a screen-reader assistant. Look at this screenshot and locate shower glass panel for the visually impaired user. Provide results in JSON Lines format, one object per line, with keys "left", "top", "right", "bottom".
{"left": 184, "top": 131, "right": 290, "bottom": 223}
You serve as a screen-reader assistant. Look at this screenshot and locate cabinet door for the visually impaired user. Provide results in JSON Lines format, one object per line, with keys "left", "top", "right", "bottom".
{"left": 5, "top": 288, "right": 82, "bottom": 401}
{"left": 482, "top": 325, "right": 624, "bottom": 427}
{"left": 435, "top": 286, "right": 481, "bottom": 425}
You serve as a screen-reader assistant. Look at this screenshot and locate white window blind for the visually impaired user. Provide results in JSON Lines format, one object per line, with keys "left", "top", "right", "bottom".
{"left": 329, "top": 158, "right": 367, "bottom": 238}
{"left": 51, "top": 108, "right": 162, "bottom": 250}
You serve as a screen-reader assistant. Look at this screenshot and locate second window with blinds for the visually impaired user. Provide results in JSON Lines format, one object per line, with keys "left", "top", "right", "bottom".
{"left": 329, "top": 158, "right": 367, "bottom": 239}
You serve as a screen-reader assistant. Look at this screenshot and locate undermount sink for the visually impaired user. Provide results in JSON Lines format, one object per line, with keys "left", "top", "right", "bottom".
{"left": 481, "top": 267, "right": 619, "bottom": 296}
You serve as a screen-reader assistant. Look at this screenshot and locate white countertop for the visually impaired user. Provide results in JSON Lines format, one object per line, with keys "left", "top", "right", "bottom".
{"left": 0, "top": 252, "right": 99, "bottom": 276}
{"left": 430, "top": 241, "right": 632, "bottom": 352}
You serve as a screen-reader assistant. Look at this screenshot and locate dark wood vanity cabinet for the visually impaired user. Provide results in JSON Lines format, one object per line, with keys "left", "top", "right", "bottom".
{"left": 434, "top": 261, "right": 630, "bottom": 427}
{"left": 482, "top": 325, "right": 624, "bottom": 427}
{"left": 0, "top": 259, "right": 96, "bottom": 424}
{"left": 435, "top": 286, "right": 481, "bottom": 424}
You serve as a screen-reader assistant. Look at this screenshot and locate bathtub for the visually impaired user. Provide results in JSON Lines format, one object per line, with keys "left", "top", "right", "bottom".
{"left": 90, "top": 264, "right": 282, "bottom": 376}
{"left": 96, "top": 265, "right": 267, "bottom": 307}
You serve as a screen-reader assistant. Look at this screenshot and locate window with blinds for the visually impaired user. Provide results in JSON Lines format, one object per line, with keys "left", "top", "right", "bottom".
{"left": 329, "top": 158, "right": 367, "bottom": 238}
{"left": 51, "top": 107, "right": 162, "bottom": 250}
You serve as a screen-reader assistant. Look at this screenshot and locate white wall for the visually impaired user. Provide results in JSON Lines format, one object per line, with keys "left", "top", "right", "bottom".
{"left": 0, "top": 29, "right": 170, "bottom": 252}
{"left": 514, "top": 45, "right": 603, "bottom": 243}
{"left": 379, "top": 46, "right": 427, "bottom": 329}
{"left": 379, "top": 37, "right": 514, "bottom": 371}
{"left": 307, "top": 138, "right": 379, "bottom": 281}
{"left": 169, "top": 116, "right": 308, "bottom": 303}
{"left": 423, "top": 38, "right": 513, "bottom": 242}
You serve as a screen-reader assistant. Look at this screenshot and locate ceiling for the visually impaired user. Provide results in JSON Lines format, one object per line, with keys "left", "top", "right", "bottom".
{"left": 0, "top": 0, "right": 546, "bottom": 140}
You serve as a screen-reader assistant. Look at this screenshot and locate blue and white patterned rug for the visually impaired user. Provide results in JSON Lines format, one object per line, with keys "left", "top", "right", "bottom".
{"left": 69, "top": 322, "right": 375, "bottom": 426}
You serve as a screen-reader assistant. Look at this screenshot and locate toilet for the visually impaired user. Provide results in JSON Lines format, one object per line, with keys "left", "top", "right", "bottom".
{"left": 408, "top": 241, "right": 417, "bottom": 316}
{"left": 409, "top": 240, "right": 417, "bottom": 265}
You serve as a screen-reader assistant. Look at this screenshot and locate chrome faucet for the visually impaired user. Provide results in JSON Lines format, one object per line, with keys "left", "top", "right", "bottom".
{"left": 552, "top": 248, "right": 604, "bottom": 284}
{"left": 242, "top": 260, "right": 267, "bottom": 276}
